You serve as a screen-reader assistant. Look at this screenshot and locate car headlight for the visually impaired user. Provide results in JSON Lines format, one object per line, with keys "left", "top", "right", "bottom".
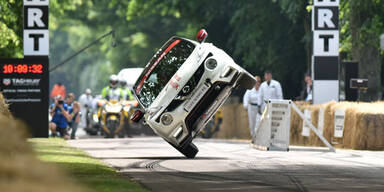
{"left": 161, "top": 113, "right": 173, "bottom": 126}
{"left": 205, "top": 57, "right": 217, "bottom": 70}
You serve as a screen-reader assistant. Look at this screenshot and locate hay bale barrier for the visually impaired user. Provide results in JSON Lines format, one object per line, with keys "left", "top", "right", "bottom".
{"left": 217, "top": 100, "right": 384, "bottom": 150}
{"left": 0, "top": 93, "right": 85, "bottom": 192}
{"left": 290, "top": 101, "right": 384, "bottom": 150}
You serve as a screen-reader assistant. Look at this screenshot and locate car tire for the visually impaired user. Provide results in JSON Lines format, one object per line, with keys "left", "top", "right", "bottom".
{"left": 181, "top": 143, "right": 199, "bottom": 159}
{"left": 237, "top": 71, "right": 256, "bottom": 90}
{"left": 166, "top": 140, "right": 199, "bottom": 159}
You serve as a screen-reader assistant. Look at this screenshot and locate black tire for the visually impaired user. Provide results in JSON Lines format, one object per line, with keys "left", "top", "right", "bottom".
{"left": 166, "top": 141, "right": 199, "bottom": 159}
{"left": 117, "top": 128, "right": 125, "bottom": 138}
{"left": 237, "top": 71, "right": 256, "bottom": 90}
{"left": 181, "top": 143, "right": 199, "bottom": 159}
{"left": 105, "top": 120, "right": 117, "bottom": 138}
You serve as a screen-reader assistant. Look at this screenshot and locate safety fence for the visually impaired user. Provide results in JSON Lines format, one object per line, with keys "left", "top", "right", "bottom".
{"left": 216, "top": 101, "right": 384, "bottom": 150}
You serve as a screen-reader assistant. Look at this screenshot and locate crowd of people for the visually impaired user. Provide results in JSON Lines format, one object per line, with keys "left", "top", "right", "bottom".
{"left": 49, "top": 74, "right": 134, "bottom": 139}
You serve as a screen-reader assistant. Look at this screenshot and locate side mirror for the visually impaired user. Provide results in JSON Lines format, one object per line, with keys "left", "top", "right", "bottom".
{"left": 131, "top": 110, "right": 144, "bottom": 123}
{"left": 196, "top": 29, "right": 208, "bottom": 43}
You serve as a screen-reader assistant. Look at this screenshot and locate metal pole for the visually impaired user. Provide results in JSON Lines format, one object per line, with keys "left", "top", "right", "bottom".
{"left": 49, "top": 30, "right": 115, "bottom": 72}
{"left": 291, "top": 102, "right": 336, "bottom": 152}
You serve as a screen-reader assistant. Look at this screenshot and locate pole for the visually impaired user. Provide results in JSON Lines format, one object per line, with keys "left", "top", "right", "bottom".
{"left": 49, "top": 30, "right": 115, "bottom": 72}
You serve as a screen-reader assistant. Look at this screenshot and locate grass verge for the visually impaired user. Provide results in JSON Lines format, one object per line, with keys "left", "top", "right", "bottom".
{"left": 29, "top": 138, "right": 148, "bottom": 192}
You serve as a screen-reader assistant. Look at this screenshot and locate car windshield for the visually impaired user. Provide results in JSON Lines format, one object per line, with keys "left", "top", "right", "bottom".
{"left": 134, "top": 37, "right": 196, "bottom": 108}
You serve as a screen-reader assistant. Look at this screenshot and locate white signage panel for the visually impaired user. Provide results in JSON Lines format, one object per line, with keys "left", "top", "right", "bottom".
{"left": 24, "top": 0, "right": 49, "bottom": 56}
{"left": 334, "top": 108, "right": 345, "bottom": 138}
{"left": 314, "top": 31, "right": 339, "bottom": 56}
{"left": 314, "top": 0, "right": 340, "bottom": 6}
{"left": 301, "top": 109, "right": 311, "bottom": 137}
{"left": 313, "top": 80, "right": 339, "bottom": 104}
{"left": 317, "top": 108, "right": 325, "bottom": 135}
{"left": 24, "top": 30, "right": 49, "bottom": 55}
{"left": 24, "top": 0, "right": 49, "bottom": 6}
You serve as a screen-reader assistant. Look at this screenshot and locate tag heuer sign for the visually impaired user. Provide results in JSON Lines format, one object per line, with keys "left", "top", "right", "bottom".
{"left": 3, "top": 79, "right": 11, "bottom": 86}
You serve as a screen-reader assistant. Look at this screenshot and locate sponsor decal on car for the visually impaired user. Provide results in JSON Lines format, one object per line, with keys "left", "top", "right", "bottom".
{"left": 184, "top": 83, "right": 209, "bottom": 112}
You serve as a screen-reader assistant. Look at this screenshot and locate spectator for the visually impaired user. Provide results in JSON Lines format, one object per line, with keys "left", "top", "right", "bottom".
{"left": 49, "top": 96, "right": 71, "bottom": 139}
{"left": 258, "top": 70, "right": 283, "bottom": 111}
{"left": 66, "top": 93, "right": 75, "bottom": 107}
{"left": 50, "top": 83, "right": 66, "bottom": 100}
{"left": 243, "top": 76, "right": 262, "bottom": 138}
{"left": 78, "top": 89, "right": 93, "bottom": 128}
{"left": 300, "top": 74, "right": 313, "bottom": 103}
{"left": 68, "top": 102, "right": 81, "bottom": 139}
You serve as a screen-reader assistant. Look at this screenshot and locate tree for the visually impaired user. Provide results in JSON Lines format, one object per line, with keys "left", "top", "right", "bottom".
{"left": 340, "top": 0, "right": 384, "bottom": 101}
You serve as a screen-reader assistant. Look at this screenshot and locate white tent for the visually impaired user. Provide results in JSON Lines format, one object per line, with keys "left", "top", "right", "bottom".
{"left": 117, "top": 68, "right": 144, "bottom": 89}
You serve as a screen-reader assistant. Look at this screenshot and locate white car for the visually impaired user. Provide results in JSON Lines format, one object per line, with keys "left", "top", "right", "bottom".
{"left": 131, "top": 29, "right": 255, "bottom": 158}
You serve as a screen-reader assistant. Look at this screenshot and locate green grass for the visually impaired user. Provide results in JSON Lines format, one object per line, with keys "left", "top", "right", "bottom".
{"left": 29, "top": 138, "right": 148, "bottom": 192}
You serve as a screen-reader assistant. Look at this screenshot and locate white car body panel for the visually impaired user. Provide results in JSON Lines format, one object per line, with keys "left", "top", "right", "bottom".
{"left": 134, "top": 37, "right": 254, "bottom": 148}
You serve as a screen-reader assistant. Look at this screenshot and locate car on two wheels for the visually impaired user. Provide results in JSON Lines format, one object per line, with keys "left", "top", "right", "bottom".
{"left": 131, "top": 29, "right": 256, "bottom": 158}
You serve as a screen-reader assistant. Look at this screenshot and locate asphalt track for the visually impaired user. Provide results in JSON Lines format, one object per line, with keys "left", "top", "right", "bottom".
{"left": 69, "top": 137, "right": 384, "bottom": 192}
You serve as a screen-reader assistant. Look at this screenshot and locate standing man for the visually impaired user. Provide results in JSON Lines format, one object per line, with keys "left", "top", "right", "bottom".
{"left": 243, "top": 76, "right": 262, "bottom": 138}
{"left": 302, "top": 74, "right": 313, "bottom": 103}
{"left": 79, "top": 88, "right": 93, "bottom": 128}
{"left": 258, "top": 70, "right": 283, "bottom": 111}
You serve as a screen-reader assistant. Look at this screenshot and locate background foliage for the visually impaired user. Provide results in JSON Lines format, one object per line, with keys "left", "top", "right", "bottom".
{"left": 1, "top": 0, "right": 383, "bottom": 100}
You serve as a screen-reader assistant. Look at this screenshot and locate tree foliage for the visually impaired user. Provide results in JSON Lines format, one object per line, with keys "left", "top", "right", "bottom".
{"left": 1, "top": 0, "right": 383, "bottom": 100}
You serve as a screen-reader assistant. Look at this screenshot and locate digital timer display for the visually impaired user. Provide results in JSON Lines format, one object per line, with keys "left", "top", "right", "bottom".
{"left": 2, "top": 64, "right": 43, "bottom": 74}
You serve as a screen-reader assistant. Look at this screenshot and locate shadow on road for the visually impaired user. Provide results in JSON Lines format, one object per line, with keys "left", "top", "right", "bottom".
{"left": 98, "top": 156, "right": 227, "bottom": 160}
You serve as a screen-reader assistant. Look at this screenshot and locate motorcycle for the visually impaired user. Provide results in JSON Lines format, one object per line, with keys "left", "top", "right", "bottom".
{"left": 99, "top": 99, "right": 125, "bottom": 138}
{"left": 84, "top": 105, "right": 101, "bottom": 136}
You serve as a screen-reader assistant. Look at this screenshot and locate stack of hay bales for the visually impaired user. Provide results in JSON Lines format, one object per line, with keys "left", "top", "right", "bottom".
{"left": 291, "top": 101, "right": 384, "bottom": 150}
{"left": 215, "top": 104, "right": 251, "bottom": 139}
{"left": 217, "top": 100, "right": 384, "bottom": 150}
{"left": 0, "top": 93, "right": 85, "bottom": 192}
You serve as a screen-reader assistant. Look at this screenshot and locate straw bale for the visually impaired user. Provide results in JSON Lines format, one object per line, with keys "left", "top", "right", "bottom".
{"left": 0, "top": 96, "right": 86, "bottom": 192}
{"left": 0, "top": 93, "right": 11, "bottom": 117}
{"left": 217, "top": 100, "right": 384, "bottom": 150}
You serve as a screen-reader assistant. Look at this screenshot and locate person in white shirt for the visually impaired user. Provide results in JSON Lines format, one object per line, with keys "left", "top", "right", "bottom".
{"left": 78, "top": 88, "right": 93, "bottom": 128}
{"left": 243, "top": 76, "right": 261, "bottom": 138}
{"left": 258, "top": 71, "right": 283, "bottom": 111}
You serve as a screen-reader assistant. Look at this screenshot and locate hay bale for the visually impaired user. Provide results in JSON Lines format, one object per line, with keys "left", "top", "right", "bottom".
{"left": 218, "top": 101, "right": 384, "bottom": 150}
{"left": 216, "top": 104, "right": 250, "bottom": 139}
{"left": 0, "top": 95, "right": 86, "bottom": 192}
{"left": 0, "top": 93, "right": 11, "bottom": 118}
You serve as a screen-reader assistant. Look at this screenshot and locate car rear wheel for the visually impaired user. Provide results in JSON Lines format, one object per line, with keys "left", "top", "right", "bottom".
{"left": 237, "top": 71, "right": 256, "bottom": 90}
{"left": 167, "top": 141, "right": 199, "bottom": 159}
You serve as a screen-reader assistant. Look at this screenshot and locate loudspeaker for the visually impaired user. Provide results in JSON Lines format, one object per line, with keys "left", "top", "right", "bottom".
{"left": 344, "top": 61, "right": 358, "bottom": 101}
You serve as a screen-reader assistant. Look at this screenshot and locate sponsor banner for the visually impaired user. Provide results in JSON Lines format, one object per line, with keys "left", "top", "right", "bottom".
{"left": 301, "top": 109, "right": 311, "bottom": 137}
{"left": 254, "top": 100, "right": 291, "bottom": 151}
{"left": 334, "top": 108, "right": 345, "bottom": 138}
{"left": 317, "top": 108, "right": 325, "bottom": 135}
{"left": 2, "top": 78, "right": 41, "bottom": 86}
{"left": 0, "top": 57, "right": 49, "bottom": 137}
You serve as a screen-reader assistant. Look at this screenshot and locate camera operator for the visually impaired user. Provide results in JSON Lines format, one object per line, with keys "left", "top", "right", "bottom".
{"left": 49, "top": 96, "right": 72, "bottom": 139}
